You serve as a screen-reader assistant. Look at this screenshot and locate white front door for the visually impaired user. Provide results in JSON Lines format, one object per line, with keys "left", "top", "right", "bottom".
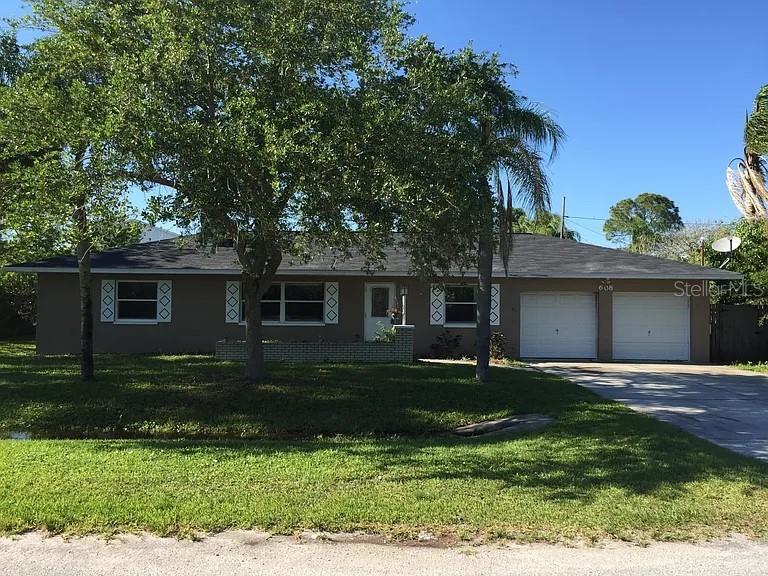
{"left": 520, "top": 292, "right": 597, "bottom": 359}
{"left": 364, "top": 283, "right": 395, "bottom": 341}
{"left": 612, "top": 293, "right": 690, "bottom": 361}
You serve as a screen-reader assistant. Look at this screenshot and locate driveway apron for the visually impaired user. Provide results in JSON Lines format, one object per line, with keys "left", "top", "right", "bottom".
{"left": 536, "top": 363, "right": 768, "bottom": 461}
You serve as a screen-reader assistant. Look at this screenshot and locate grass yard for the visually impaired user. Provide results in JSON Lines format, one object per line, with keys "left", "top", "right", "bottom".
{"left": 736, "top": 362, "right": 768, "bottom": 373}
{"left": 1, "top": 340, "right": 768, "bottom": 541}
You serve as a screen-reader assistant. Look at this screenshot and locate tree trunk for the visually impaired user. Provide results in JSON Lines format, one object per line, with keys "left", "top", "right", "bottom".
{"left": 233, "top": 236, "right": 282, "bottom": 384}
{"left": 476, "top": 231, "right": 493, "bottom": 382}
{"left": 242, "top": 271, "right": 266, "bottom": 383}
{"left": 75, "top": 213, "right": 94, "bottom": 381}
{"left": 476, "top": 181, "right": 494, "bottom": 383}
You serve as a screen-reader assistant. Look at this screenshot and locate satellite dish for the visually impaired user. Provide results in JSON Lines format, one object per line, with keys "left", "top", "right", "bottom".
{"left": 711, "top": 236, "right": 741, "bottom": 253}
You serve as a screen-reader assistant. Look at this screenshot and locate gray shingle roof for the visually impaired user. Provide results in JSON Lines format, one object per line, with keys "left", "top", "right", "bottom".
{"left": 5, "top": 234, "right": 741, "bottom": 280}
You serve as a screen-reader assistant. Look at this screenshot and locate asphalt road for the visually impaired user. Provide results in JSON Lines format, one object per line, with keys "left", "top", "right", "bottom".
{"left": 2, "top": 532, "right": 768, "bottom": 576}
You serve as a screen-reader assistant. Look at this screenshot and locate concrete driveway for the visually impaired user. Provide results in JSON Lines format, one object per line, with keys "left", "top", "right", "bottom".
{"left": 536, "top": 362, "right": 768, "bottom": 461}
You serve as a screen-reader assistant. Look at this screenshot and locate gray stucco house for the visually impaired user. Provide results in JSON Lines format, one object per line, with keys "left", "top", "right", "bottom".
{"left": 6, "top": 234, "right": 739, "bottom": 362}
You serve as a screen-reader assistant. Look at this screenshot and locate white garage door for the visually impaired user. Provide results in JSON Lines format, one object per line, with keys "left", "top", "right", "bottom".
{"left": 612, "top": 293, "right": 690, "bottom": 361}
{"left": 520, "top": 292, "right": 597, "bottom": 359}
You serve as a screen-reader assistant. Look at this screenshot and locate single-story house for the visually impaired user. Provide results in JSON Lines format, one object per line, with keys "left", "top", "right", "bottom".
{"left": 5, "top": 234, "right": 740, "bottom": 362}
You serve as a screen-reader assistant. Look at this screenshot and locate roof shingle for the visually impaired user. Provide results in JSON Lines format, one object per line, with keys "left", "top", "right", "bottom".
{"left": 5, "top": 234, "right": 741, "bottom": 280}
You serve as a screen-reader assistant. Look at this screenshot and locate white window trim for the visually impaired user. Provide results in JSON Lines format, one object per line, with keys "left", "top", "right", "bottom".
{"left": 239, "top": 281, "right": 326, "bottom": 326}
{"left": 114, "top": 319, "right": 160, "bottom": 326}
{"left": 444, "top": 284, "right": 478, "bottom": 327}
{"left": 115, "top": 280, "right": 160, "bottom": 324}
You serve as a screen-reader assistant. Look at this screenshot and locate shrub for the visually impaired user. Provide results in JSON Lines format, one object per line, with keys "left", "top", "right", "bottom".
{"left": 0, "top": 273, "right": 35, "bottom": 338}
{"left": 373, "top": 326, "right": 396, "bottom": 343}
{"left": 430, "top": 330, "right": 462, "bottom": 359}
{"left": 490, "top": 331, "right": 506, "bottom": 360}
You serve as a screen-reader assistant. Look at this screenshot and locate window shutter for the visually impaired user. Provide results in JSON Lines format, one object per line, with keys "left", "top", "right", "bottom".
{"left": 430, "top": 284, "right": 445, "bottom": 325}
{"left": 324, "top": 282, "right": 339, "bottom": 324}
{"left": 225, "top": 280, "right": 241, "bottom": 323}
{"left": 100, "top": 280, "right": 116, "bottom": 322}
{"left": 490, "top": 283, "right": 501, "bottom": 326}
{"left": 157, "top": 280, "right": 172, "bottom": 322}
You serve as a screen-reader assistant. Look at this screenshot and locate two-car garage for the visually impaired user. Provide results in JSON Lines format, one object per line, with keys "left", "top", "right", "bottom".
{"left": 519, "top": 291, "right": 690, "bottom": 361}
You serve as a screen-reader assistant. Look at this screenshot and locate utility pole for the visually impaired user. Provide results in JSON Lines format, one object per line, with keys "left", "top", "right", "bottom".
{"left": 559, "top": 196, "right": 566, "bottom": 239}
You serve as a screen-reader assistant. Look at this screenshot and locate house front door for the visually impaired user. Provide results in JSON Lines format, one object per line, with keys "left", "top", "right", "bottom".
{"left": 364, "top": 283, "right": 396, "bottom": 341}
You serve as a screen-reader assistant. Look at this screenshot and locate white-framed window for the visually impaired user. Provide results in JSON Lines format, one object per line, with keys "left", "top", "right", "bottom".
{"left": 116, "top": 280, "right": 159, "bottom": 322}
{"left": 240, "top": 282, "right": 325, "bottom": 324}
{"left": 445, "top": 285, "right": 477, "bottom": 325}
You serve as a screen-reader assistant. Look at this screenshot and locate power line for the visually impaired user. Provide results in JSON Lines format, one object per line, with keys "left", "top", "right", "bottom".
{"left": 566, "top": 215, "right": 732, "bottom": 227}
{"left": 565, "top": 215, "right": 607, "bottom": 222}
{"left": 567, "top": 219, "right": 606, "bottom": 239}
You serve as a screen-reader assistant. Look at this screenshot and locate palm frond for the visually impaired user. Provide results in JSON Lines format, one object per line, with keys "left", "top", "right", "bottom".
{"left": 500, "top": 144, "right": 551, "bottom": 217}
{"left": 746, "top": 85, "right": 768, "bottom": 156}
{"left": 506, "top": 172, "right": 514, "bottom": 233}
{"left": 726, "top": 165, "right": 753, "bottom": 217}
{"left": 494, "top": 167, "right": 510, "bottom": 274}
{"left": 497, "top": 104, "right": 564, "bottom": 161}
{"left": 737, "top": 161, "right": 768, "bottom": 218}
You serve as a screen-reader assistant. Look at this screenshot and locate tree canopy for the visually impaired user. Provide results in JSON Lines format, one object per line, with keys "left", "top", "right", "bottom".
{"left": 746, "top": 85, "right": 768, "bottom": 156}
{"left": 377, "top": 40, "right": 562, "bottom": 380}
{"left": 0, "top": 5, "right": 142, "bottom": 377}
{"left": 713, "top": 218, "right": 768, "bottom": 308}
{"left": 603, "top": 193, "right": 683, "bottom": 252}
{"left": 507, "top": 208, "right": 579, "bottom": 240}
{"left": 0, "top": 1, "right": 563, "bottom": 382}
{"left": 85, "top": 0, "right": 421, "bottom": 381}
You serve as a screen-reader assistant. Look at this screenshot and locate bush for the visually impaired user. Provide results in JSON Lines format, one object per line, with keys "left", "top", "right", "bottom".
{"left": 430, "top": 330, "right": 462, "bottom": 359}
{"left": 0, "top": 273, "right": 35, "bottom": 338}
{"left": 373, "top": 326, "right": 396, "bottom": 343}
{"left": 490, "top": 331, "right": 506, "bottom": 359}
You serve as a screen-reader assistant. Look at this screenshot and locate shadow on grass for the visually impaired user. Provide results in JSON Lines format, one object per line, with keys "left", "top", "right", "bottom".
{"left": 78, "top": 416, "right": 768, "bottom": 504}
{"left": 0, "top": 349, "right": 582, "bottom": 439}
{"left": 4, "top": 343, "right": 768, "bottom": 506}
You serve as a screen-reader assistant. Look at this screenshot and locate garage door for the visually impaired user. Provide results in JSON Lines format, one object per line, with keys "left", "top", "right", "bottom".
{"left": 520, "top": 292, "right": 597, "bottom": 358}
{"left": 612, "top": 293, "right": 690, "bottom": 361}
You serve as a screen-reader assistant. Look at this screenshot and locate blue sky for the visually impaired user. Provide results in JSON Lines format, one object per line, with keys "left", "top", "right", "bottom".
{"left": 3, "top": 0, "right": 766, "bottom": 245}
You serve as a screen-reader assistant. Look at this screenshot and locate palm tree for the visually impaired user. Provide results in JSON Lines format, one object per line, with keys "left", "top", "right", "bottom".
{"left": 474, "top": 74, "right": 563, "bottom": 382}
{"left": 505, "top": 206, "right": 580, "bottom": 240}
{"left": 727, "top": 85, "right": 768, "bottom": 218}
{"left": 390, "top": 46, "right": 562, "bottom": 382}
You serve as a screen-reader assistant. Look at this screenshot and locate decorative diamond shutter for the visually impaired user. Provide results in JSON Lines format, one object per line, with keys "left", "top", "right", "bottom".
{"left": 157, "top": 280, "right": 172, "bottom": 322}
{"left": 225, "top": 281, "right": 241, "bottom": 323}
{"left": 490, "top": 283, "right": 501, "bottom": 326}
{"left": 100, "top": 280, "right": 116, "bottom": 322}
{"left": 430, "top": 284, "right": 445, "bottom": 325}
{"left": 324, "top": 282, "right": 339, "bottom": 324}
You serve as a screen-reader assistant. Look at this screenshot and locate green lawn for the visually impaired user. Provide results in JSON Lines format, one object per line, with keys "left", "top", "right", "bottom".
{"left": 1, "top": 340, "right": 767, "bottom": 541}
{"left": 0, "top": 341, "right": 582, "bottom": 439}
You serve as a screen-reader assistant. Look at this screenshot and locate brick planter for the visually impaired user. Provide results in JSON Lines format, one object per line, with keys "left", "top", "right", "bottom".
{"left": 215, "top": 325, "right": 415, "bottom": 363}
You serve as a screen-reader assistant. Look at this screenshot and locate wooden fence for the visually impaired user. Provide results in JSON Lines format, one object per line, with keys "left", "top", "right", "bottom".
{"left": 711, "top": 304, "right": 768, "bottom": 363}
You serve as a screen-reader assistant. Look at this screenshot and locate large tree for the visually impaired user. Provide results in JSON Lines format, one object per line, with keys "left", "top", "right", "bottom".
{"left": 388, "top": 42, "right": 562, "bottom": 382}
{"left": 727, "top": 85, "right": 768, "bottom": 218}
{"left": 0, "top": 5, "right": 140, "bottom": 379}
{"left": 108, "top": 0, "right": 413, "bottom": 382}
{"left": 0, "top": 31, "right": 36, "bottom": 336}
{"left": 645, "top": 221, "right": 727, "bottom": 263}
{"left": 603, "top": 193, "right": 683, "bottom": 252}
